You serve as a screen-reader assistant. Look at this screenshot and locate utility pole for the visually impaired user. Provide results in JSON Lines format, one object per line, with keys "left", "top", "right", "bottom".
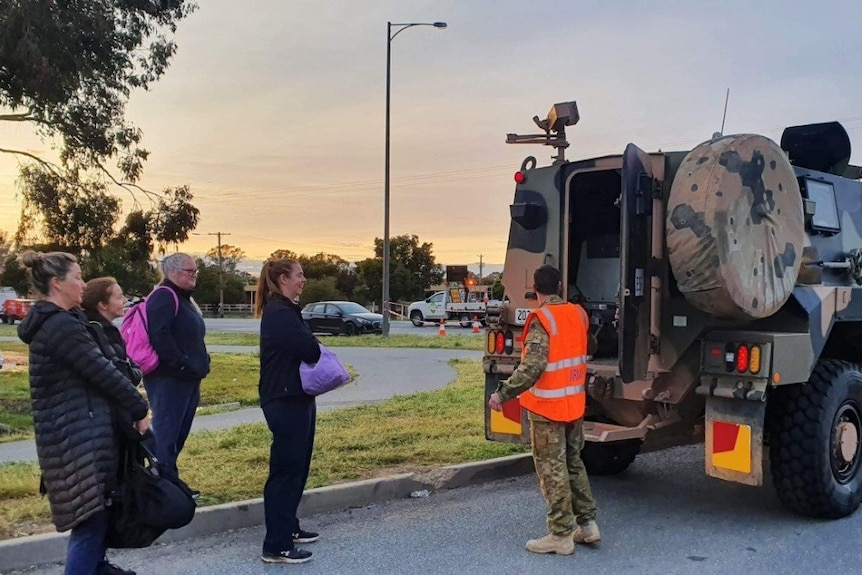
{"left": 195, "top": 231, "right": 231, "bottom": 317}
{"left": 478, "top": 254, "right": 484, "bottom": 280}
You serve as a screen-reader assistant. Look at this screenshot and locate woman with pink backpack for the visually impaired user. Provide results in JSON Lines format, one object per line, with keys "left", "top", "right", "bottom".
{"left": 139, "top": 253, "right": 210, "bottom": 489}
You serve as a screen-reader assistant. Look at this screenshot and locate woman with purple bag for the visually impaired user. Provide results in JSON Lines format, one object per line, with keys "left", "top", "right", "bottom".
{"left": 254, "top": 257, "right": 321, "bottom": 564}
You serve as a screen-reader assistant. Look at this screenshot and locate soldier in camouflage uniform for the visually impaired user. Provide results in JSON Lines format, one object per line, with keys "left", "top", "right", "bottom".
{"left": 489, "top": 265, "right": 600, "bottom": 556}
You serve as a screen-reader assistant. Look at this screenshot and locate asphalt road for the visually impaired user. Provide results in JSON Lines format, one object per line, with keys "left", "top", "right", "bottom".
{"left": 204, "top": 318, "right": 478, "bottom": 336}
{"left": 14, "top": 444, "right": 862, "bottom": 575}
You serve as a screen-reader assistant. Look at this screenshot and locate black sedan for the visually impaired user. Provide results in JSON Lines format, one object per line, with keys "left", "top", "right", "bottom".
{"left": 301, "top": 301, "right": 383, "bottom": 336}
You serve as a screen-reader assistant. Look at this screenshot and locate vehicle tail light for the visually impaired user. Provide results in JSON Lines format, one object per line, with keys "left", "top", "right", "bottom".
{"left": 514, "top": 171, "right": 526, "bottom": 184}
{"left": 736, "top": 344, "right": 749, "bottom": 373}
{"left": 486, "top": 331, "right": 496, "bottom": 354}
{"left": 749, "top": 345, "right": 762, "bottom": 374}
{"left": 495, "top": 332, "right": 505, "bottom": 355}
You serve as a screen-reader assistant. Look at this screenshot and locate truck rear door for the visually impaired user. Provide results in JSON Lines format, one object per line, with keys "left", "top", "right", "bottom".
{"left": 504, "top": 160, "right": 564, "bottom": 320}
{"left": 619, "top": 144, "right": 656, "bottom": 383}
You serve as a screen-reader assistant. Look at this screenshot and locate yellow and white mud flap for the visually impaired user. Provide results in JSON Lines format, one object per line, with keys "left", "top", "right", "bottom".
{"left": 705, "top": 397, "right": 766, "bottom": 486}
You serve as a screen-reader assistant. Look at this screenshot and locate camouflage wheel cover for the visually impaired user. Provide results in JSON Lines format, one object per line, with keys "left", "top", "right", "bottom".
{"left": 666, "top": 134, "right": 804, "bottom": 319}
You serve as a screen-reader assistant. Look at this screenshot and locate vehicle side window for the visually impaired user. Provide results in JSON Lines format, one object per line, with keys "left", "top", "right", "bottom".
{"left": 310, "top": 303, "right": 325, "bottom": 313}
{"left": 430, "top": 293, "right": 445, "bottom": 304}
{"left": 325, "top": 304, "right": 341, "bottom": 315}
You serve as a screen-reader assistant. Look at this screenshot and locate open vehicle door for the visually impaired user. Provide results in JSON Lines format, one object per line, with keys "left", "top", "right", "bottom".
{"left": 619, "top": 144, "right": 657, "bottom": 383}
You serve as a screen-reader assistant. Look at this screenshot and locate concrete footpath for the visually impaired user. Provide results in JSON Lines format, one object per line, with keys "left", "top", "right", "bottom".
{"left": 0, "top": 347, "right": 482, "bottom": 464}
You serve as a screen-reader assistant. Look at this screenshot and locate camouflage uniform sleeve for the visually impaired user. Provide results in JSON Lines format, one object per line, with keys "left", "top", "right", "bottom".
{"left": 495, "top": 321, "right": 549, "bottom": 402}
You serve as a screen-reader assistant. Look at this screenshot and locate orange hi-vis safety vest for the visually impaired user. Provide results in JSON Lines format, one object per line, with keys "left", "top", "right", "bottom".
{"left": 518, "top": 302, "right": 589, "bottom": 423}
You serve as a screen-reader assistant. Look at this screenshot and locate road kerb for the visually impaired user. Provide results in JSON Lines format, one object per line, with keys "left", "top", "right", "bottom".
{"left": 0, "top": 453, "right": 533, "bottom": 573}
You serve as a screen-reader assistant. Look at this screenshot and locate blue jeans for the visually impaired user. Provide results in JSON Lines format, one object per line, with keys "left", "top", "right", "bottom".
{"left": 65, "top": 508, "right": 109, "bottom": 575}
{"left": 144, "top": 374, "right": 201, "bottom": 479}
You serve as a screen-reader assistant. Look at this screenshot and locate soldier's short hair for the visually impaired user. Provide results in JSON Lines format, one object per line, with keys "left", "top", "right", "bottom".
{"left": 534, "top": 265, "right": 561, "bottom": 296}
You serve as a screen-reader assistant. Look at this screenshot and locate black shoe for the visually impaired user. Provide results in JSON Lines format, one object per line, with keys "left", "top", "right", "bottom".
{"left": 292, "top": 529, "right": 319, "bottom": 543}
{"left": 261, "top": 548, "right": 312, "bottom": 564}
{"left": 98, "top": 562, "right": 136, "bottom": 575}
{"left": 190, "top": 489, "right": 201, "bottom": 500}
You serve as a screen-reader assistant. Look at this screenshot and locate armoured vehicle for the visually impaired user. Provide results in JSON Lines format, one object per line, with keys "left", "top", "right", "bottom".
{"left": 484, "top": 100, "right": 862, "bottom": 518}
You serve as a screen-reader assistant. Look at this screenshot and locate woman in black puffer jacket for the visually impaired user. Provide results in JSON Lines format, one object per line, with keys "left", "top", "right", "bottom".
{"left": 17, "top": 252, "right": 150, "bottom": 575}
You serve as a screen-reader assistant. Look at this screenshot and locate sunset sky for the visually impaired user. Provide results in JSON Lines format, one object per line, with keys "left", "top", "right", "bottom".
{"left": 1, "top": 0, "right": 861, "bottom": 272}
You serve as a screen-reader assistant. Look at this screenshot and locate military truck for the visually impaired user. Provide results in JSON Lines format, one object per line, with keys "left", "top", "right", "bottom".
{"left": 484, "top": 100, "right": 862, "bottom": 519}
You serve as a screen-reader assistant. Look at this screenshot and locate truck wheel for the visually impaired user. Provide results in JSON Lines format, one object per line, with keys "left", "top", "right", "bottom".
{"left": 459, "top": 314, "right": 471, "bottom": 328}
{"left": 580, "top": 439, "right": 641, "bottom": 475}
{"left": 768, "top": 360, "right": 862, "bottom": 518}
{"left": 410, "top": 311, "right": 425, "bottom": 327}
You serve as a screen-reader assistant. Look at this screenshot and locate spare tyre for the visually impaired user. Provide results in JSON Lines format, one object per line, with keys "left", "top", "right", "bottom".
{"left": 666, "top": 134, "right": 804, "bottom": 320}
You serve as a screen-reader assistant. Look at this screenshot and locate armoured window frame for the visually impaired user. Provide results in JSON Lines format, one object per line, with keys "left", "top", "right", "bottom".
{"left": 800, "top": 177, "right": 840, "bottom": 235}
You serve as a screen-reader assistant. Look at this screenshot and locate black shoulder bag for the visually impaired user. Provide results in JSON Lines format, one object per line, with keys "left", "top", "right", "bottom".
{"left": 106, "top": 431, "right": 197, "bottom": 549}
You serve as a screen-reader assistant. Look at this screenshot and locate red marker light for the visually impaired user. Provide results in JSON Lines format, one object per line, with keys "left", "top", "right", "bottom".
{"left": 514, "top": 171, "right": 526, "bottom": 184}
{"left": 736, "top": 344, "right": 750, "bottom": 373}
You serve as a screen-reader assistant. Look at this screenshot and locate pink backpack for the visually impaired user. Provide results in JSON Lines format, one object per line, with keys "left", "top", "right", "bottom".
{"left": 121, "top": 286, "right": 180, "bottom": 376}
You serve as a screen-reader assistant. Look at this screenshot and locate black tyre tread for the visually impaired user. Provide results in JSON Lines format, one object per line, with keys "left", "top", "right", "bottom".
{"left": 581, "top": 439, "right": 641, "bottom": 476}
{"left": 344, "top": 323, "right": 357, "bottom": 336}
{"left": 410, "top": 311, "right": 424, "bottom": 327}
{"left": 768, "top": 359, "right": 862, "bottom": 519}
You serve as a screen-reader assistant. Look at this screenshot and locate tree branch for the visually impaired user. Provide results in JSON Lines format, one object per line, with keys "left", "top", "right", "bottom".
{"left": 0, "top": 113, "right": 33, "bottom": 121}
{"left": 0, "top": 147, "right": 62, "bottom": 174}
{"left": 0, "top": 147, "right": 160, "bottom": 204}
{"left": 95, "top": 162, "right": 160, "bottom": 203}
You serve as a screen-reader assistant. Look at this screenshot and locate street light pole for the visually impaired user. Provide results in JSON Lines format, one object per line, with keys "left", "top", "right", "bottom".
{"left": 382, "top": 20, "right": 447, "bottom": 338}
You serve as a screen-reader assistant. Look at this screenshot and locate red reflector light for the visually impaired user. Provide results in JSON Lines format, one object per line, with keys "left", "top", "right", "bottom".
{"left": 736, "top": 344, "right": 749, "bottom": 373}
{"left": 514, "top": 171, "right": 526, "bottom": 184}
{"left": 495, "top": 332, "right": 505, "bottom": 354}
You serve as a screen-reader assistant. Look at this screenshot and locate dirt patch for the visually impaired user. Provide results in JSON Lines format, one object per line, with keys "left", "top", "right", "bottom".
{"left": 2, "top": 351, "right": 28, "bottom": 372}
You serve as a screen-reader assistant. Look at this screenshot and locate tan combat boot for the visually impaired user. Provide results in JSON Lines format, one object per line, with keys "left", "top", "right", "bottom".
{"left": 572, "top": 520, "right": 601, "bottom": 544}
{"left": 525, "top": 533, "right": 575, "bottom": 555}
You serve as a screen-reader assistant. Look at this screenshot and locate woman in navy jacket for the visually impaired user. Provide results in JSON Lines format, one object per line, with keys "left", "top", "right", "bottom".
{"left": 255, "top": 257, "right": 321, "bottom": 564}
{"left": 144, "top": 253, "right": 210, "bottom": 484}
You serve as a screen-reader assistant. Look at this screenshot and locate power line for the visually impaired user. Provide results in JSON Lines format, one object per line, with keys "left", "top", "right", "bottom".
{"left": 190, "top": 114, "right": 862, "bottom": 208}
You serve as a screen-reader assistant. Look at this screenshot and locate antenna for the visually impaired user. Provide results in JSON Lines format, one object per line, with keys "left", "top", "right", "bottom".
{"left": 719, "top": 88, "right": 730, "bottom": 135}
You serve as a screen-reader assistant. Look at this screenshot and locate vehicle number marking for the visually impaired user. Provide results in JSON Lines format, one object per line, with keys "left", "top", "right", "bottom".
{"left": 515, "top": 308, "right": 531, "bottom": 325}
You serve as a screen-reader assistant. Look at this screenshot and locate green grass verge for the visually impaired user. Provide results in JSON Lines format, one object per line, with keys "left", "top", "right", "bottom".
{"left": 0, "top": 324, "right": 17, "bottom": 337}
{"left": 0, "top": 353, "right": 357, "bottom": 436}
{"left": 0, "top": 352, "right": 263, "bottom": 442}
{"left": 206, "top": 332, "right": 484, "bottom": 350}
{"left": 0, "top": 358, "right": 526, "bottom": 540}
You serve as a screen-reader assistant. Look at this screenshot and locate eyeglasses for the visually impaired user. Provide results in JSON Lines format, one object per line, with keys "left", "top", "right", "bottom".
{"left": 180, "top": 268, "right": 199, "bottom": 275}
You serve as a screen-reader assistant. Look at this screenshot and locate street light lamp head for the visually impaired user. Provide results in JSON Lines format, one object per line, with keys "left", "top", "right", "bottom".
{"left": 433, "top": 22, "right": 447, "bottom": 28}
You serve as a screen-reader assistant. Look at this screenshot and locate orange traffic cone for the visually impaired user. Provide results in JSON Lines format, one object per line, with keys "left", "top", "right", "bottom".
{"left": 438, "top": 318, "right": 447, "bottom": 337}
{"left": 472, "top": 315, "right": 481, "bottom": 333}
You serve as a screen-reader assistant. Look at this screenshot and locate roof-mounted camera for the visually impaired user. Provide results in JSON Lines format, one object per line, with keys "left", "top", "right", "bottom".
{"left": 506, "top": 101, "right": 579, "bottom": 164}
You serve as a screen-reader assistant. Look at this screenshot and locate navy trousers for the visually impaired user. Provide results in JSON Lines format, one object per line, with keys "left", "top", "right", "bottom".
{"left": 261, "top": 395, "right": 316, "bottom": 553}
{"left": 143, "top": 373, "right": 201, "bottom": 479}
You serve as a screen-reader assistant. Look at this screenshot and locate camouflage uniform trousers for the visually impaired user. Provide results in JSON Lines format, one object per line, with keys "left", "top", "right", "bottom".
{"left": 530, "top": 416, "right": 597, "bottom": 536}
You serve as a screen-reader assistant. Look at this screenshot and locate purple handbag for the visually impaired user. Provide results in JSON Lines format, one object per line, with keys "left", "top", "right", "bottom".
{"left": 299, "top": 344, "right": 350, "bottom": 396}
